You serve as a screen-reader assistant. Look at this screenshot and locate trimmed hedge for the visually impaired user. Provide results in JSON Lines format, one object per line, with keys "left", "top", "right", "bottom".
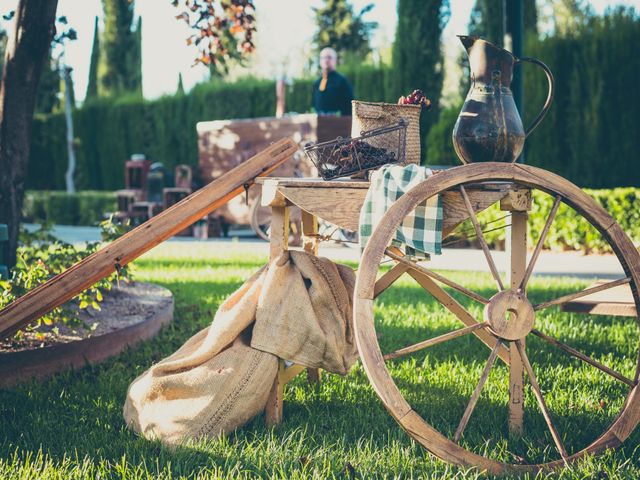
{"left": 426, "top": 9, "right": 640, "bottom": 187}
{"left": 22, "top": 191, "right": 117, "bottom": 226}
{"left": 468, "top": 187, "right": 640, "bottom": 254}
{"left": 28, "top": 66, "right": 399, "bottom": 192}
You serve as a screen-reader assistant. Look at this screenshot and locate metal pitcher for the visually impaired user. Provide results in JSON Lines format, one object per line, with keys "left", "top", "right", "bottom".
{"left": 452, "top": 35, "right": 554, "bottom": 164}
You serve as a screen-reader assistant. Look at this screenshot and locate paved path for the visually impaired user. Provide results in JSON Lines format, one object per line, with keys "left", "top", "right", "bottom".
{"left": 25, "top": 224, "right": 625, "bottom": 279}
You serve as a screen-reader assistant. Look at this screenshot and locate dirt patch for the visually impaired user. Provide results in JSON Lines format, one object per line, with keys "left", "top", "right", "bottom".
{"left": 1, "top": 282, "right": 173, "bottom": 353}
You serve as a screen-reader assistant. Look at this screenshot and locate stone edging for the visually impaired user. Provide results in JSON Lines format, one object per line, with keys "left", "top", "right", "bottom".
{"left": 0, "top": 283, "right": 174, "bottom": 387}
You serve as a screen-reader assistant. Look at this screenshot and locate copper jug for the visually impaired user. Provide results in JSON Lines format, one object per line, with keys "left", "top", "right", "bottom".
{"left": 452, "top": 35, "right": 554, "bottom": 164}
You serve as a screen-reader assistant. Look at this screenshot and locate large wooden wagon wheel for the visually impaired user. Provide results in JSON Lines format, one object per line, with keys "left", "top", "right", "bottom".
{"left": 354, "top": 162, "right": 640, "bottom": 474}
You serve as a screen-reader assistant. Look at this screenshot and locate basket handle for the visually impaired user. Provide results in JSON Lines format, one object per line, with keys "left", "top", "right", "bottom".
{"left": 354, "top": 103, "right": 387, "bottom": 119}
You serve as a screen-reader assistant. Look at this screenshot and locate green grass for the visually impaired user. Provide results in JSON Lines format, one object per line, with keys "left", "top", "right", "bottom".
{"left": 1, "top": 244, "right": 639, "bottom": 479}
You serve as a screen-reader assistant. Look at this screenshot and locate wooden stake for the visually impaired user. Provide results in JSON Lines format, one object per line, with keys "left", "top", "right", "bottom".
{"left": 0, "top": 138, "right": 298, "bottom": 339}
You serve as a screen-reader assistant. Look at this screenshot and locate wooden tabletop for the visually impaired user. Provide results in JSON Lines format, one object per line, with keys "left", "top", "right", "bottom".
{"left": 256, "top": 177, "right": 371, "bottom": 189}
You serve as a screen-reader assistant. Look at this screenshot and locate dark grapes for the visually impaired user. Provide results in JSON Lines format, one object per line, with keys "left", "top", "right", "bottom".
{"left": 397, "top": 89, "right": 432, "bottom": 109}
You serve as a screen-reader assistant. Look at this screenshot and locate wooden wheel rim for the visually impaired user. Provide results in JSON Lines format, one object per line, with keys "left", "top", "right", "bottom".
{"left": 353, "top": 162, "right": 640, "bottom": 474}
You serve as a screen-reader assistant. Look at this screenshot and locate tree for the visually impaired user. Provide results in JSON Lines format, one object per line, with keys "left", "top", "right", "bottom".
{"left": 460, "top": 0, "right": 538, "bottom": 98}
{"left": 0, "top": 24, "right": 7, "bottom": 77}
{"left": 468, "top": 0, "right": 505, "bottom": 46}
{"left": 35, "top": 50, "right": 61, "bottom": 114}
{"left": 172, "top": 0, "right": 257, "bottom": 73}
{"left": 129, "top": 16, "right": 142, "bottom": 93}
{"left": 469, "top": 0, "right": 538, "bottom": 44}
{"left": 392, "top": 0, "right": 450, "bottom": 162}
{"left": 0, "top": 0, "right": 257, "bottom": 268}
{"left": 312, "top": 0, "right": 378, "bottom": 61}
{"left": 176, "top": 73, "right": 185, "bottom": 95}
{"left": 0, "top": 0, "right": 59, "bottom": 267}
{"left": 85, "top": 16, "right": 100, "bottom": 101}
{"left": 545, "top": 0, "right": 593, "bottom": 36}
{"left": 99, "top": 0, "right": 140, "bottom": 96}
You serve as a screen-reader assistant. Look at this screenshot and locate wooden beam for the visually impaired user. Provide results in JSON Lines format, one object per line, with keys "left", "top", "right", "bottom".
{"left": 0, "top": 138, "right": 298, "bottom": 339}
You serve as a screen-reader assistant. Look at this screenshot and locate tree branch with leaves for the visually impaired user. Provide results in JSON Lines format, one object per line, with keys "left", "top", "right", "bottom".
{"left": 172, "top": 0, "right": 256, "bottom": 72}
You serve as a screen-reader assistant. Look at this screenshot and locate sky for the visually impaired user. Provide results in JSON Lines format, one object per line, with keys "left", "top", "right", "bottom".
{"left": 2, "top": 0, "right": 639, "bottom": 104}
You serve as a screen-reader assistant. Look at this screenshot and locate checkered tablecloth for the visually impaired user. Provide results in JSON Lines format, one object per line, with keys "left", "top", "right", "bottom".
{"left": 359, "top": 164, "right": 442, "bottom": 256}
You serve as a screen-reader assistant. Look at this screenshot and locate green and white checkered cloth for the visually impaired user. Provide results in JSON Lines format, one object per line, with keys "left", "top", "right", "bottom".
{"left": 359, "top": 164, "right": 442, "bottom": 256}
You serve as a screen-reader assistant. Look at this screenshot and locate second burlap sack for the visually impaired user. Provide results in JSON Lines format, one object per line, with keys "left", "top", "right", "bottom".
{"left": 252, "top": 250, "right": 358, "bottom": 375}
{"left": 123, "top": 267, "right": 278, "bottom": 446}
{"left": 123, "top": 251, "right": 358, "bottom": 446}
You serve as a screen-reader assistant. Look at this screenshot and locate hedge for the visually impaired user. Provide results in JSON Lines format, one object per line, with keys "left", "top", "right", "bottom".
{"left": 28, "top": 65, "right": 398, "bottom": 192}
{"left": 426, "top": 9, "right": 640, "bottom": 188}
{"left": 22, "top": 191, "right": 117, "bottom": 226}
{"left": 463, "top": 187, "right": 640, "bottom": 254}
{"left": 19, "top": 187, "right": 640, "bottom": 254}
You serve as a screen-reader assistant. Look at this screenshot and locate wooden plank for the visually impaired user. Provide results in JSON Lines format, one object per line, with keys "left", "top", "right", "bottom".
{"left": 406, "top": 269, "right": 510, "bottom": 365}
{"left": 281, "top": 364, "right": 305, "bottom": 384}
{"left": 269, "top": 205, "right": 289, "bottom": 261}
{"left": 508, "top": 211, "right": 528, "bottom": 437}
{"left": 265, "top": 359, "right": 286, "bottom": 425}
{"left": 280, "top": 186, "right": 365, "bottom": 232}
{"left": 374, "top": 263, "right": 408, "bottom": 298}
{"left": 301, "top": 209, "right": 319, "bottom": 255}
{"left": 0, "top": 139, "right": 299, "bottom": 340}
{"left": 561, "top": 283, "right": 637, "bottom": 317}
{"left": 256, "top": 177, "right": 371, "bottom": 189}
{"left": 301, "top": 209, "right": 321, "bottom": 384}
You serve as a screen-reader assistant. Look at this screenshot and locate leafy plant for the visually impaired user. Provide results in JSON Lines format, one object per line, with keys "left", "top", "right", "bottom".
{"left": 0, "top": 217, "right": 133, "bottom": 341}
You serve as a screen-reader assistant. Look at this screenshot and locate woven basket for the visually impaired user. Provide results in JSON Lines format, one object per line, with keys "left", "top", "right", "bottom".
{"left": 351, "top": 100, "right": 421, "bottom": 165}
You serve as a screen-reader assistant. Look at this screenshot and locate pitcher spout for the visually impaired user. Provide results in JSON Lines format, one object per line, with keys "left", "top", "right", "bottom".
{"left": 457, "top": 35, "right": 478, "bottom": 54}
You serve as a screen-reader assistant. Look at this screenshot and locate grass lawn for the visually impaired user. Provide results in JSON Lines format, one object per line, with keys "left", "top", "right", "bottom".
{"left": 1, "top": 244, "right": 639, "bottom": 479}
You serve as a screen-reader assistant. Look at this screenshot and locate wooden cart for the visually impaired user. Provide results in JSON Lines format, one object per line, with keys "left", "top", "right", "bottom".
{"left": 257, "top": 162, "right": 640, "bottom": 475}
{"left": 1, "top": 142, "right": 638, "bottom": 475}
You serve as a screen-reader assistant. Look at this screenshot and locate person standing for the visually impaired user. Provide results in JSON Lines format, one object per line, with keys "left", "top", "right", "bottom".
{"left": 312, "top": 47, "right": 354, "bottom": 116}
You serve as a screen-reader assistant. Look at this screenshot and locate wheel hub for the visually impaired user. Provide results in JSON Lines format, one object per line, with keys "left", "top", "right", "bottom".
{"left": 484, "top": 290, "right": 535, "bottom": 340}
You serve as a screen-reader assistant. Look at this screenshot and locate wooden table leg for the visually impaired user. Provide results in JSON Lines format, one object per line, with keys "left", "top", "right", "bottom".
{"left": 301, "top": 209, "right": 319, "bottom": 256}
{"left": 508, "top": 210, "right": 527, "bottom": 437}
{"left": 265, "top": 201, "right": 289, "bottom": 425}
{"left": 269, "top": 203, "right": 289, "bottom": 261}
{"left": 301, "top": 209, "right": 322, "bottom": 384}
{"left": 265, "top": 359, "right": 285, "bottom": 426}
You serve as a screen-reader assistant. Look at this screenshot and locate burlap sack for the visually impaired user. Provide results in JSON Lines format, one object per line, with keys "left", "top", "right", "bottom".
{"left": 123, "top": 267, "right": 278, "bottom": 446}
{"left": 251, "top": 250, "right": 358, "bottom": 375}
{"left": 123, "top": 252, "right": 358, "bottom": 446}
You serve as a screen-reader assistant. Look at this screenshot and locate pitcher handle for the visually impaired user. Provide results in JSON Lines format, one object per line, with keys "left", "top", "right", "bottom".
{"left": 516, "top": 57, "right": 554, "bottom": 138}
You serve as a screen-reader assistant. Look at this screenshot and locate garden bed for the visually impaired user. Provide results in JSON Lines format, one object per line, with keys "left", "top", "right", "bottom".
{"left": 0, "top": 282, "right": 173, "bottom": 387}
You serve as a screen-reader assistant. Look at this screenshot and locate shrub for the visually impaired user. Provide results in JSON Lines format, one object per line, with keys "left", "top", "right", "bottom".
{"left": 0, "top": 219, "right": 133, "bottom": 342}
{"left": 459, "top": 187, "right": 640, "bottom": 254}
{"left": 22, "top": 191, "right": 117, "bottom": 226}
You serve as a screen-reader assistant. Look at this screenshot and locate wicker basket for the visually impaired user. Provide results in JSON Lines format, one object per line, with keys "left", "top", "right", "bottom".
{"left": 304, "top": 120, "right": 407, "bottom": 180}
{"left": 351, "top": 100, "right": 421, "bottom": 165}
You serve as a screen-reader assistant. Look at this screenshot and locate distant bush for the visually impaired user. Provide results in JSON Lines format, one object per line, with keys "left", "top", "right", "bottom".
{"left": 460, "top": 187, "right": 640, "bottom": 254}
{"left": 28, "top": 65, "right": 411, "bottom": 191}
{"left": 22, "top": 191, "right": 117, "bottom": 226}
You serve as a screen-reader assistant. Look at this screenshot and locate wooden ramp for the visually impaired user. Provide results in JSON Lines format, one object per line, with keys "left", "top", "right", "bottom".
{"left": 0, "top": 138, "right": 298, "bottom": 340}
{"left": 561, "top": 281, "right": 637, "bottom": 317}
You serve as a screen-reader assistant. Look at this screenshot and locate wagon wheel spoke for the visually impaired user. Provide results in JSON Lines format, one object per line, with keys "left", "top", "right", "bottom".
{"left": 520, "top": 195, "right": 562, "bottom": 292}
{"left": 530, "top": 329, "right": 635, "bottom": 387}
{"left": 385, "top": 247, "right": 489, "bottom": 305}
{"left": 454, "top": 340, "right": 502, "bottom": 442}
{"left": 374, "top": 263, "right": 409, "bottom": 299}
{"left": 515, "top": 340, "right": 569, "bottom": 461}
{"left": 534, "top": 277, "right": 632, "bottom": 311}
{"left": 384, "top": 322, "right": 489, "bottom": 361}
{"left": 459, "top": 185, "right": 504, "bottom": 291}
